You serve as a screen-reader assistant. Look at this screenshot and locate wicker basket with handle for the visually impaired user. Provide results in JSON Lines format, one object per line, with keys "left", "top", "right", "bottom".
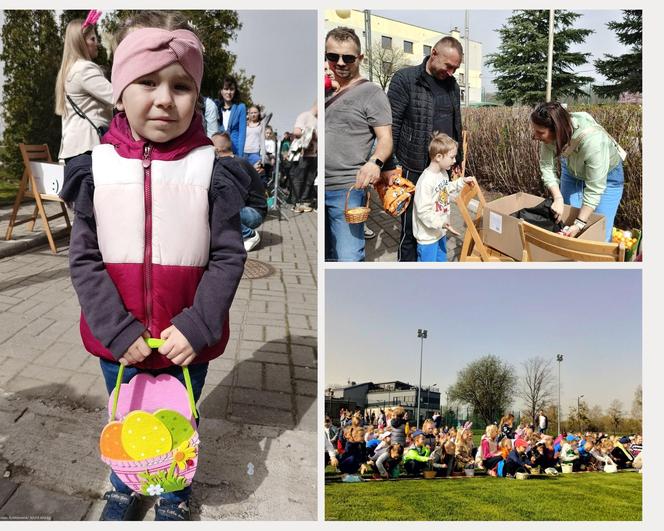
{"left": 344, "top": 185, "right": 371, "bottom": 223}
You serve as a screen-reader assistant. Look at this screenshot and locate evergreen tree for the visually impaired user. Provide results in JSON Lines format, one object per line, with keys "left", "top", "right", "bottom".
{"left": 594, "top": 10, "right": 642, "bottom": 98}
{"left": 486, "top": 10, "right": 594, "bottom": 105}
{"left": 0, "top": 10, "right": 62, "bottom": 179}
{"left": 101, "top": 10, "right": 254, "bottom": 103}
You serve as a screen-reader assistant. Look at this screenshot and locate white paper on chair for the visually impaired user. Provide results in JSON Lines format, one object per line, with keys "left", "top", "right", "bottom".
{"left": 30, "top": 162, "right": 64, "bottom": 195}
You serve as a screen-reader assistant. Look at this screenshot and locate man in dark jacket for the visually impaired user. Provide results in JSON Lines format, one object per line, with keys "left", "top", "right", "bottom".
{"left": 384, "top": 36, "right": 464, "bottom": 261}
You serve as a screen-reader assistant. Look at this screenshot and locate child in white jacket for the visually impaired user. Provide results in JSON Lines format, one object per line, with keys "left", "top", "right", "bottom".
{"left": 412, "top": 132, "right": 474, "bottom": 262}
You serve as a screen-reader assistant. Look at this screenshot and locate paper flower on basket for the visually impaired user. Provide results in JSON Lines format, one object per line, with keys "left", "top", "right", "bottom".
{"left": 146, "top": 484, "right": 165, "bottom": 496}
{"left": 173, "top": 441, "right": 197, "bottom": 472}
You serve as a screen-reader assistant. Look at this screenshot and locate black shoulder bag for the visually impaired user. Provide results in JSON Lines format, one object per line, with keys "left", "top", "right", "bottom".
{"left": 66, "top": 95, "right": 107, "bottom": 139}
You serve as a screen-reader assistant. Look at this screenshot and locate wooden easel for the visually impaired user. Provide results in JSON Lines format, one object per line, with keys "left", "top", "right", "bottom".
{"left": 454, "top": 132, "right": 513, "bottom": 262}
{"left": 455, "top": 180, "right": 514, "bottom": 262}
{"left": 5, "top": 144, "right": 71, "bottom": 254}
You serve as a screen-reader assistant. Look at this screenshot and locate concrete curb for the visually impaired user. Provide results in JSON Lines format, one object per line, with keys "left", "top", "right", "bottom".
{"left": 0, "top": 228, "right": 70, "bottom": 259}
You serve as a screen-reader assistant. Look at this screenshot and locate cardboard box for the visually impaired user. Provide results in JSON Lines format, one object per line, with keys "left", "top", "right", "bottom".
{"left": 482, "top": 192, "right": 606, "bottom": 261}
{"left": 29, "top": 161, "right": 64, "bottom": 196}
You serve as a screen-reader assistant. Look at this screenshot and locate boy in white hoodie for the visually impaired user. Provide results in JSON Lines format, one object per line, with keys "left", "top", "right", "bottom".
{"left": 412, "top": 132, "right": 475, "bottom": 261}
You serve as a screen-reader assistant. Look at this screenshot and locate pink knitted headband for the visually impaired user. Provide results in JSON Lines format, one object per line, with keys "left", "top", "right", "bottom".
{"left": 111, "top": 28, "right": 204, "bottom": 104}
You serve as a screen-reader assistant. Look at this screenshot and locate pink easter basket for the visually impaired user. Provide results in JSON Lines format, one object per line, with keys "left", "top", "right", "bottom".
{"left": 99, "top": 338, "right": 200, "bottom": 496}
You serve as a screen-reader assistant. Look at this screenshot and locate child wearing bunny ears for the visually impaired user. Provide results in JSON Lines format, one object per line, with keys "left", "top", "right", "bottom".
{"left": 62, "top": 11, "right": 250, "bottom": 520}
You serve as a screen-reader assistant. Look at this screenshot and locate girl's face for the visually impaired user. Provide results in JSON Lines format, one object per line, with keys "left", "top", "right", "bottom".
{"left": 85, "top": 32, "right": 99, "bottom": 60}
{"left": 247, "top": 107, "right": 260, "bottom": 122}
{"left": 221, "top": 83, "right": 236, "bottom": 104}
{"left": 118, "top": 63, "right": 197, "bottom": 143}
{"left": 531, "top": 122, "right": 555, "bottom": 144}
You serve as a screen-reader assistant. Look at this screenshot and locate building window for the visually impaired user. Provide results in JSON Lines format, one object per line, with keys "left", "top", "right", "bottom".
{"left": 404, "top": 40, "right": 413, "bottom": 54}
{"left": 459, "top": 72, "right": 464, "bottom": 84}
{"left": 382, "top": 36, "right": 392, "bottom": 49}
{"left": 460, "top": 89, "right": 465, "bottom": 103}
{"left": 423, "top": 44, "right": 432, "bottom": 56}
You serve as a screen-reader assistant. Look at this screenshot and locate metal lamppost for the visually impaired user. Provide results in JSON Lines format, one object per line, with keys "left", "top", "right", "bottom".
{"left": 546, "top": 9, "right": 555, "bottom": 102}
{"left": 363, "top": 10, "right": 372, "bottom": 82}
{"left": 556, "top": 354, "right": 564, "bottom": 435}
{"left": 416, "top": 329, "right": 427, "bottom": 429}
{"left": 577, "top": 394, "right": 584, "bottom": 432}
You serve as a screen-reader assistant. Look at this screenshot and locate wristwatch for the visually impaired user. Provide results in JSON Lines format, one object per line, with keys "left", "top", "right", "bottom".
{"left": 369, "top": 158, "right": 384, "bottom": 168}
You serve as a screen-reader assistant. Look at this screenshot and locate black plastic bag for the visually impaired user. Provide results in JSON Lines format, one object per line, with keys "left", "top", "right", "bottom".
{"left": 511, "top": 198, "right": 564, "bottom": 233}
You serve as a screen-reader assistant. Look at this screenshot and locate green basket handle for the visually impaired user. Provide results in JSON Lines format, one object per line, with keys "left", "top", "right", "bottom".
{"left": 110, "top": 338, "right": 199, "bottom": 421}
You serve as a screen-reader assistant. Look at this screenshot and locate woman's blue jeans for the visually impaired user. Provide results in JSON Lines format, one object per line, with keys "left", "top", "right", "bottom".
{"left": 560, "top": 158, "right": 624, "bottom": 242}
{"left": 325, "top": 188, "right": 366, "bottom": 262}
{"left": 99, "top": 358, "right": 209, "bottom": 503}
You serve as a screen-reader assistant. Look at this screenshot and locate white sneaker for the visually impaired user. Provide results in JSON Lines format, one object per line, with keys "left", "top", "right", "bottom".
{"left": 364, "top": 226, "right": 376, "bottom": 239}
{"left": 244, "top": 231, "right": 261, "bottom": 252}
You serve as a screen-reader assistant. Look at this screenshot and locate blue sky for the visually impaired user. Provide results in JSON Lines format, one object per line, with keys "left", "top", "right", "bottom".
{"left": 373, "top": 10, "right": 630, "bottom": 92}
{"left": 326, "top": 269, "right": 642, "bottom": 416}
{"left": 229, "top": 10, "right": 317, "bottom": 136}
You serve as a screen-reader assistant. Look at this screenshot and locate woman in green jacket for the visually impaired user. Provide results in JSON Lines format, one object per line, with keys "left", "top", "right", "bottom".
{"left": 530, "top": 102, "right": 625, "bottom": 241}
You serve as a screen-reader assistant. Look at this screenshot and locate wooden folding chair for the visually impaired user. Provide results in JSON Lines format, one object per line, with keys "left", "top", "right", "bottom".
{"left": 455, "top": 181, "right": 514, "bottom": 262}
{"left": 5, "top": 143, "right": 71, "bottom": 253}
{"left": 519, "top": 222, "right": 625, "bottom": 262}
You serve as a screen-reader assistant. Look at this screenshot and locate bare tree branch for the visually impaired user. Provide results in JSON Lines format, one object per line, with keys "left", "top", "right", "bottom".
{"left": 519, "top": 357, "right": 555, "bottom": 425}
{"left": 366, "top": 41, "right": 414, "bottom": 90}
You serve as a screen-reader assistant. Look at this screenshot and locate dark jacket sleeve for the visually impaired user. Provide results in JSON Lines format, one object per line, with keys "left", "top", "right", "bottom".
{"left": 170, "top": 157, "right": 250, "bottom": 354}
{"left": 65, "top": 160, "right": 146, "bottom": 360}
{"left": 385, "top": 70, "right": 409, "bottom": 171}
{"left": 453, "top": 82, "right": 464, "bottom": 165}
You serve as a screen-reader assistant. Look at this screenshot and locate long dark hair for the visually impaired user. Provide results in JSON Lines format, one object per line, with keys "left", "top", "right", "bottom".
{"left": 530, "top": 102, "right": 573, "bottom": 157}
{"left": 220, "top": 75, "right": 241, "bottom": 105}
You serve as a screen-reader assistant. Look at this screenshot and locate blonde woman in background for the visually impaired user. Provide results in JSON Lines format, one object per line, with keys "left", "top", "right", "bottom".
{"left": 55, "top": 14, "right": 113, "bottom": 163}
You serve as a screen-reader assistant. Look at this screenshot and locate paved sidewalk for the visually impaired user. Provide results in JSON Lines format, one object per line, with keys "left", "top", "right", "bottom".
{"left": 0, "top": 204, "right": 317, "bottom": 521}
{"left": 0, "top": 202, "right": 71, "bottom": 259}
{"left": 364, "top": 188, "right": 470, "bottom": 262}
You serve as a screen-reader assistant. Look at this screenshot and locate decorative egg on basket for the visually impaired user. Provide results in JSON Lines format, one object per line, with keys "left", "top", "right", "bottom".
{"left": 99, "top": 352, "right": 200, "bottom": 496}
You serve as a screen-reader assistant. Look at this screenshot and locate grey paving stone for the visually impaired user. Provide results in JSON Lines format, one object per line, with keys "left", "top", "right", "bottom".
{"left": 231, "top": 387, "right": 292, "bottom": 411}
{"left": 0, "top": 483, "right": 91, "bottom": 521}
{"left": 0, "top": 479, "right": 18, "bottom": 509}
{"left": 264, "top": 364, "right": 292, "bottom": 393}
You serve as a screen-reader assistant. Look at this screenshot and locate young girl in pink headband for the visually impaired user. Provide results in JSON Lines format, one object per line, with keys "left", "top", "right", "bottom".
{"left": 62, "top": 12, "right": 250, "bottom": 521}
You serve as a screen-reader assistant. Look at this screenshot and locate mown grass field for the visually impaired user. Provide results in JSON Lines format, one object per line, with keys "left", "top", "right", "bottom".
{"left": 325, "top": 472, "right": 641, "bottom": 521}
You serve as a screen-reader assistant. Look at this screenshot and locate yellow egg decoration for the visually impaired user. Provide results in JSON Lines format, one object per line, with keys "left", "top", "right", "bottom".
{"left": 100, "top": 421, "right": 132, "bottom": 460}
{"left": 153, "top": 409, "right": 195, "bottom": 448}
{"left": 120, "top": 411, "right": 173, "bottom": 460}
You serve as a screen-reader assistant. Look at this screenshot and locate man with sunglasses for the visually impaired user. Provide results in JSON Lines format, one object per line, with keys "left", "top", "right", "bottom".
{"left": 383, "top": 36, "right": 464, "bottom": 262}
{"left": 324, "top": 27, "right": 393, "bottom": 262}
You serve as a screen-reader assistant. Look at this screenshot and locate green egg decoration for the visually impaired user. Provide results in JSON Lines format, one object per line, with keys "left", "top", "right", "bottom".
{"left": 120, "top": 411, "right": 173, "bottom": 460}
{"left": 153, "top": 409, "right": 195, "bottom": 448}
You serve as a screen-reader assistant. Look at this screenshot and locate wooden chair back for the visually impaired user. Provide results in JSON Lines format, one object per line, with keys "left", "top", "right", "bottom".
{"left": 519, "top": 221, "right": 625, "bottom": 262}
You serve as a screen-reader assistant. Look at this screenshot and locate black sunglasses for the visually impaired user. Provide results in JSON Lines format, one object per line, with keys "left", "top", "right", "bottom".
{"left": 325, "top": 52, "right": 358, "bottom": 64}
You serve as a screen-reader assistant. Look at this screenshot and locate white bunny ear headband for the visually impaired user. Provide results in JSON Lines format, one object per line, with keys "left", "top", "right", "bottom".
{"left": 463, "top": 421, "right": 473, "bottom": 430}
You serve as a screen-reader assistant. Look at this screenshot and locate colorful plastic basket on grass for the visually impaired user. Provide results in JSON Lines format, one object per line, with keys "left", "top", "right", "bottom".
{"left": 99, "top": 338, "right": 200, "bottom": 495}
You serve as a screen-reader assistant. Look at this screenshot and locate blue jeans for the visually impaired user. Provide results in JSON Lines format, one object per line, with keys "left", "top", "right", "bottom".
{"left": 561, "top": 159, "right": 624, "bottom": 242}
{"left": 240, "top": 206, "right": 264, "bottom": 239}
{"left": 325, "top": 188, "right": 365, "bottom": 262}
{"left": 417, "top": 236, "right": 447, "bottom": 262}
{"left": 99, "top": 358, "right": 209, "bottom": 503}
{"left": 244, "top": 152, "right": 260, "bottom": 166}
